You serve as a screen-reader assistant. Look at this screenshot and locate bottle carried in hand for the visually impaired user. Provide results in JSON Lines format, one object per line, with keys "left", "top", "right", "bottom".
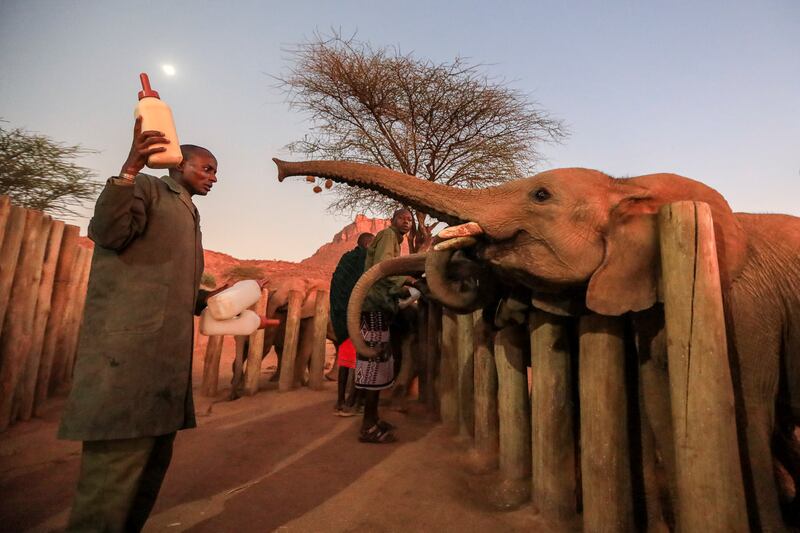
{"left": 134, "top": 72, "right": 182, "bottom": 169}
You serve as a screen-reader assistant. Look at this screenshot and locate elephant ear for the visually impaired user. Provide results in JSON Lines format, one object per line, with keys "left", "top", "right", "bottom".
{"left": 586, "top": 195, "right": 660, "bottom": 316}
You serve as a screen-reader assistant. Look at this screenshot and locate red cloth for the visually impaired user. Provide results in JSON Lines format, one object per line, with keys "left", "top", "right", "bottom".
{"left": 338, "top": 338, "right": 357, "bottom": 369}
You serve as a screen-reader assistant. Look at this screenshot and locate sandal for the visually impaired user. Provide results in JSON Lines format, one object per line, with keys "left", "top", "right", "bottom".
{"left": 359, "top": 424, "right": 396, "bottom": 444}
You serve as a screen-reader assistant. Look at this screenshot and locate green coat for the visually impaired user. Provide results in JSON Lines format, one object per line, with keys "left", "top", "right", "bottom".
{"left": 58, "top": 174, "right": 205, "bottom": 441}
{"left": 363, "top": 226, "right": 406, "bottom": 315}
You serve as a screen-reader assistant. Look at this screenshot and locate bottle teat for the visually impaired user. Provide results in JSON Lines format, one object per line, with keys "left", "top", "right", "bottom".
{"left": 137, "top": 72, "right": 160, "bottom": 100}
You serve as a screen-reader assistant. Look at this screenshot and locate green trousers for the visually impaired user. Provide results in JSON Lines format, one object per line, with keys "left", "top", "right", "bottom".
{"left": 66, "top": 432, "right": 176, "bottom": 533}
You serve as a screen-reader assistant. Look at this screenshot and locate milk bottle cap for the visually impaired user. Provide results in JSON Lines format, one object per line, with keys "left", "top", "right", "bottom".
{"left": 138, "top": 72, "right": 160, "bottom": 100}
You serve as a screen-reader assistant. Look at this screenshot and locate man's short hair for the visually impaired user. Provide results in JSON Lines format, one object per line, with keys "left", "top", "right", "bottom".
{"left": 180, "top": 144, "right": 214, "bottom": 162}
{"left": 392, "top": 208, "right": 411, "bottom": 220}
{"left": 357, "top": 232, "right": 374, "bottom": 248}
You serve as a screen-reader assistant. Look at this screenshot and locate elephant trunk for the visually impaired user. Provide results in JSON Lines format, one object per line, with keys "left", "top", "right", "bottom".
{"left": 346, "top": 253, "right": 427, "bottom": 357}
{"left": 425, "top": 249, "right": 493, "bottom": 313}
{"left": 274, "top": 159, "right": 485, "bottom": 227}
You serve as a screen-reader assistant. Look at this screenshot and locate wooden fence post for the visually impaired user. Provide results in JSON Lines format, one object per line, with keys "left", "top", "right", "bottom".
{"left": 278, "top": 288, "right": 304, "bottom": 392}
{"left": 244, "top": 289, "right": 269, "bottom": 395}
{"left": 35, "top": 224, "right": 79, "bottom": 412}
{"left": 0, "top": 206, "right": 28, "bottom": 336}
{"left": 308, "top": 289, "right": 330, "bottom": 391}
{"left": 469, "top": 310, "right": 499, "bottom": 472}
{"left": 579, "top": 314, "right": 634, "bottom": 532}
{"left": 416, "top": 302, "right": 429, "bottom": 402}
{"left": 46, "top": 238, "right": 83, "bottom": 392}
{"left": 0, "top": 210, "right": 48, "bottom": 430}
{"left": 457, "top": 312, "right": 475, "bottom": 441}
{"left": 530, "top": 311, "right": 577, "bottom": 520}
{"left": 426, "top": 302, "right": 441, "bottom": 414}
{"left": 17, "top": 220, "right": 64, "bottom": 421}
{"left": 60, "top": 246, "right": 92, "bottom": 384}
{"left": 491, "top": 324, "right": 531, "bottom": 509}
{"left": 658, "top": 201, "right": 748, "bottom": 531}
{"left": 0, "top": 196, "right": 10, "bottom": 257}
{"left": 201, "top": 335, "right": 224, "bottom": 397}
{"left": 0, "top": 196, "right": 10, "bottom": 242}
{"left": 439, "top": 308, "right": 459, "bottom": 430}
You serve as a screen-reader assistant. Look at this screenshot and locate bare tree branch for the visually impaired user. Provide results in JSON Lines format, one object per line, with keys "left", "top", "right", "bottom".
{"left": 276, "top": 31, "right": 568, "bottom": 251}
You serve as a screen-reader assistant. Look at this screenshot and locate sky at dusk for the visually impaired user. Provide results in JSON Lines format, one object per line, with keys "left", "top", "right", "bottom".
{"left": 1, "top": 0, "right": 798, "bottom": 261}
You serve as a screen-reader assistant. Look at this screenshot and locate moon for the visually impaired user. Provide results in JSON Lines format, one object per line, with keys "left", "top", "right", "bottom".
{"left": 162, "top": 64, "right": 176, "bottom": 76}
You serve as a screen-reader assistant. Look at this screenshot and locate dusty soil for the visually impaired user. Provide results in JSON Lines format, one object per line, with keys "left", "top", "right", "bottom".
{"left": 0, "top": 341, "right": 573, "bottom": 532}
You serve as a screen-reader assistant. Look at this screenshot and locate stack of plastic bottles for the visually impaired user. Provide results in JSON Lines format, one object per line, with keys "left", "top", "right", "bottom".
{"left": 200, "top": 280, "right": 263, "bottom": 336}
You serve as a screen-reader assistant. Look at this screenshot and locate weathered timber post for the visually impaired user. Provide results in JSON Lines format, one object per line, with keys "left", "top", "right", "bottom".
{"left": 278, "top": 288, "right": 304, "bottom": 392}
{"left": 48, "top": 242, "right": 84, "bottom": 391}
{"left": 201, "top": 335, "right": 224, "bottom": 397}
{"left": 426, "top": 302, "right": 442, "bottom": 414}
{"left": 491, "top": 324, "right": 531, "bottom": 509}
{"left": 391, "top": 326, "right": 416, "bottom": 406}
{"left": 60, "top": 246, "right": 92, "bottom": 384}
{"left": 12, "top": 216, "right": 54, "bottom": 422}
{"left": 439, "top": 308, "right": 459, "bottom": 430}
{"left": 416, "top": 303, "right": 429, "bottom": 402}
{"left": 229, "top": 335, "right": 247, "bottom": 396}
{"left": 530, "top": 311, "right": 577, "bottom": 519}
{"left": 658, "top": 201, "right": 748, "bottom": 531}
{"left": 0, "top": 196, "right": 10, "bottom": 237}
{"left": 457, "top": 312, "right": 475, "bottom": 441}
{"left": 0, "top": 210, "right": 49, "bottom": 430}
{"left": 309, "top": 289, "right": 330, "bottom": 391}
{"left": 35, "top": 224, "right": 79, "bottom": 412}
{"left": 0, "top": 197, "right": 10, "bottom": 254}
{"left": 0, "top": 206, "right": 28, "bottom": 334}
{"left": 0, "top": 195, "right": 9, "bottom": 322}
{"left": 469, "top": 310, "right": 499, "bottom": 472}
{"left": 244, "top": 289, "right": 270, "bottom": 395}
{"left": 579, "top": 314, "right": 634, "bottom": 532}
{"left": 17, "top": 220, "right": 64, "bottom": 421}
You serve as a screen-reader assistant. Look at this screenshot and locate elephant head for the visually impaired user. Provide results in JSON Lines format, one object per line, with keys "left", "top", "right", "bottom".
{"left": 274, "top": 159, "right": 748, "bottom": 317}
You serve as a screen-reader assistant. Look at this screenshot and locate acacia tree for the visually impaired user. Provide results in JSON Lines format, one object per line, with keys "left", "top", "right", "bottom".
{"left": 0, "top": 122, "right": 101, "bottom": 218}
{"left": 279, "top": 33, "right": 567, "bottom": 251}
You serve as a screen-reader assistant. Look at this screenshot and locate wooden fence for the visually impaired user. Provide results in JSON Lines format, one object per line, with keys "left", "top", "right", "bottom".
{"left": 401, "top": 200, "right": 748, "bottom": 530}
{"left": 200, "top": 287, "right": 331, "bottom": 396}
{"left": 0, "top": 196, "right": 92, "bottom": 432}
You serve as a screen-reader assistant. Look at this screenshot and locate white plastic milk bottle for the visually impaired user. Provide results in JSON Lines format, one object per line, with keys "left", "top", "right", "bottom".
{"left": 134, "top": 72, "right": 183, "bottom": 169}
{"left": 206, "top": 280, "right": 262, "bottom": 320}
{"left": 200, "top": 309, "right": 261, "bottom": 336}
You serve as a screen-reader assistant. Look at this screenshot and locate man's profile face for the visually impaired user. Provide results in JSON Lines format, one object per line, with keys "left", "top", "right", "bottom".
{"left": 179, "top": 150, "right": 218, "bottom": 196}
{"left": 392, "top": 210, "right": 413, "bottom": 235}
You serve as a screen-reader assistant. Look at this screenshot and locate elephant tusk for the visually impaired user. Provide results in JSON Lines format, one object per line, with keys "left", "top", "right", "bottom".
{"left": 438, "top": 221, "right": 485, "bottom": 239}
{"left": 433, "top": 236, "right": 478, "bottom": 251}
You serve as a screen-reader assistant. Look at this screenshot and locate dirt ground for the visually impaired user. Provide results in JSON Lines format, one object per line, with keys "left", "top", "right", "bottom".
{"left": 0, "top": 339, "right": 573, "bottom": 532}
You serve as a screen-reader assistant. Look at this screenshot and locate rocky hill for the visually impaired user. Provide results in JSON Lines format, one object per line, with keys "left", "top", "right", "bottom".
{"left": 203, "top": 213, "right": 410, "bottom": 287}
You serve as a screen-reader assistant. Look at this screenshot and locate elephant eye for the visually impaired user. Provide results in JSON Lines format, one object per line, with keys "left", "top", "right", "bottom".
{"left": 531, "top": 187, "right": 552, "bottom": 202}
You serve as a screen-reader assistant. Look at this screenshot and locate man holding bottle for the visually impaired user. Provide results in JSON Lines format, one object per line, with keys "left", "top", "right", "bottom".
{"left": 59, "top": 117, "right": 220, "bottom": 532}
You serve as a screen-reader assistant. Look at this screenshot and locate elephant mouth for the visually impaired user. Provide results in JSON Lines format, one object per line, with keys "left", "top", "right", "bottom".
{"left": 434, "top": 222, "right": 575, "bottom": 294}
{"left": 434, "top": 221, "right": 521, "bottom": 274}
